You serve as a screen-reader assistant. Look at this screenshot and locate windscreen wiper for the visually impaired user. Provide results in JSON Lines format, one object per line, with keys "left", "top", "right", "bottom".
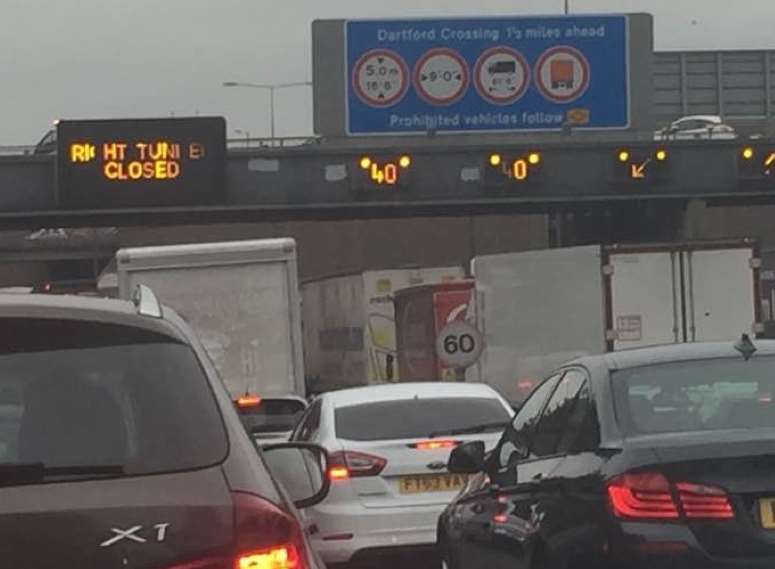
{"left": 429, "top": 421, "right": 510, "bottom": 439}
{"left": 0, "top": 462, "right": 124, "bottom": 485}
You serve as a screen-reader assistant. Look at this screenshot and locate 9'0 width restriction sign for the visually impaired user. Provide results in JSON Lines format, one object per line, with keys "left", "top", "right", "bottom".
{"left": 436, "top": 321, "right": 484, "bottom": 368}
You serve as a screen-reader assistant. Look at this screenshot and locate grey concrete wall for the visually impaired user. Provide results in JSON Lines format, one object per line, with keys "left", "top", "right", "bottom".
{"left": 683, "top": 201, "right": 775, "bottom": 247}
{"left": 89, "top": 214, "right": 550, "bottom": 281}
{"left": 0, "top": 262, "right": 48, "bottom": 288}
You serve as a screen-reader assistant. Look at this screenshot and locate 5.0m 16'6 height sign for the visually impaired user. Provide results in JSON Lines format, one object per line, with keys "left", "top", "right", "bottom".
{"left": 56, "top": 117, "right": 227, "bottom": 209}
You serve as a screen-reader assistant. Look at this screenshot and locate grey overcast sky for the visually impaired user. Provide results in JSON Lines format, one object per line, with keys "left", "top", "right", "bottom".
{"left": 1, "top": 0, "right": 771, "bottom": 144}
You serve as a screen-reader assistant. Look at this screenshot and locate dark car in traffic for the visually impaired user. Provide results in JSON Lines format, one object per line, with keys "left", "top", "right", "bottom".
{"left": 0, "top": 287, "right": 329, "bottom": 569}
{"left": 439, "top": 338, "right": 775, "bottom": 569}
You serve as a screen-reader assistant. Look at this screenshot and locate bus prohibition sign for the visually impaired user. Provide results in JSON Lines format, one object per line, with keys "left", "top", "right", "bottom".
{"left": 436, "top": 321, "right": 484, "bottom": 368}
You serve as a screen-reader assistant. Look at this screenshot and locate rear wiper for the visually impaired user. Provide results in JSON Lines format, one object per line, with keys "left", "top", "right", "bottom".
{"left": 0, "top": 462, "right": 125, "bottom": 484}
{"left": 429, "top": 422, "right": 510, "bottom": 439}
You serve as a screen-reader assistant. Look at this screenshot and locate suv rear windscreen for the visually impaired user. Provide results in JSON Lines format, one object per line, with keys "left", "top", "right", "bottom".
{"left": 238, "top": 399, "right": 306, "bottom": 434}
{"left": 0, "top": 318, "right": 228, "bottom": 482}
{"left": 334, "top": 397, "right": 510, "bottom": 441}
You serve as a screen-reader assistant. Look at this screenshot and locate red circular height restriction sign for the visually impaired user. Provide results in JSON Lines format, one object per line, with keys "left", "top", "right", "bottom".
{"left": 352, "top": 49, "right": 410, "bottom": 108}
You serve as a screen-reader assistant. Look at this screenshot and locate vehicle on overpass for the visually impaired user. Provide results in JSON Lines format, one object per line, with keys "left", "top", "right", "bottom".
{"left": 467, "top": 240, "right": 762, "bottom": 404}
{"left": 0, "top": 286, "right": 330, "bottom": 569}
{"left": 654, "top": 114, "right": 737, "bottom": 141}
{"left": 440, "top": 336, "right": 775, "bottom": 569}
{"left": 290, "top": 382, "right": 513, "bottom": 568}
{"left": 113, "top": 239, "right": 306, "bottom": 402}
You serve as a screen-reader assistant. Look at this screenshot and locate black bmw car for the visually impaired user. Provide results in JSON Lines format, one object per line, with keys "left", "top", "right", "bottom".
{"left": 439, "top": 338, "right": 775, "bottom": 568}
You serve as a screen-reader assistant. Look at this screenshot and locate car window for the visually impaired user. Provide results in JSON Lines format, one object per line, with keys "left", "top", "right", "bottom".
{"left": 676, "top": 119, "right": 702, "bottom": 131}
{"left": 237, "top": 399, "right": 306, "bottom": 435}
{"left": 293, "top": 399, "right": 322, "bottom": 441}
{"left": 613, "top": 356, "right": 775, "bottom": 435}
{"left": 334, "top": 397, "right": 511, "bottom": 441}
{"left": 495, "top": 374, "right": 562, "bottom": 470}
{"left": 260, "top": 446, "right": 323, "bottom": 505}
{"left": 0, "top": 318, "right": 228, "bottom": 480}
{"left": 530, "top": 370, "right": 594, "bottom": 458}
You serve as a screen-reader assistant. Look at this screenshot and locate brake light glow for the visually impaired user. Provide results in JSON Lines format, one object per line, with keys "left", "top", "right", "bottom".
{"left": 608, "top": 472, "right": 679, "bottom": 520}
{"left": 676, "top": 483, "right": 734, "bottom": 519}
{"left": 237, "top": 545, "right": 300, "bottom": 569}
{"left": 328, "top": 466, "right": 350, "bottom": 481}
{"left": 160, "top": 493, "right": 307, "bottom": 569}
{"left": 231, "top": 492, "right": 307, "bottom": 569}
{"left": 413, "top": 440, "right": 458, "bottom": 450}
{"left": 237, "top": 395, "right": 262, "bottom": 408}
{"left": 328, "top": 450, "right": 386, "bottom": 480}
{"left": 608, "top": 472, "right": 735, "bottom": 522}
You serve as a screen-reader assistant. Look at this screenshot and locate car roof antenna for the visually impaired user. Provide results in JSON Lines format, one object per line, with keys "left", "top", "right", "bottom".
{"left": 734, "top": 334, "right": 757, "bottom": 361}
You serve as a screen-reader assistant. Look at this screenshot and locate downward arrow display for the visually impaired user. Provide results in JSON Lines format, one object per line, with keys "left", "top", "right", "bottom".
{"left": 630, "top": 159, "right": 651, "bottom": 179}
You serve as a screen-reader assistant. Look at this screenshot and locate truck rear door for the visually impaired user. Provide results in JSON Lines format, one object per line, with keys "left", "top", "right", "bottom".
{"left": 687, "top": 246, "right": 758, "bottom": 341}
{"left": 608, "top": 249, "right": 680, "bottom": 350}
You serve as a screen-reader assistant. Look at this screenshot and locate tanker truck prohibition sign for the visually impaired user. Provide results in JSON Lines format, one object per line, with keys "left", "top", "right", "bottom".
{"left": 436, "top": 321, "right": 484, "bottom": 368}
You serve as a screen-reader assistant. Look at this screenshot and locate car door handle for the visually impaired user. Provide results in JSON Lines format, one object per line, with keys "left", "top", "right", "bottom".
{"left": 532, "top": 472, "right": 543, "bottom": 481}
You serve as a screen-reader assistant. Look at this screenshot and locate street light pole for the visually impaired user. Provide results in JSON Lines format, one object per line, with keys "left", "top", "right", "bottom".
{"left": 565, "top": 0, "right": 570, "bottom": 14}
{"left": 269, "top": 86, "right": 276, "bottom": 140}
{"left": 222, "top": 80, "right": 311, "bottom": 140}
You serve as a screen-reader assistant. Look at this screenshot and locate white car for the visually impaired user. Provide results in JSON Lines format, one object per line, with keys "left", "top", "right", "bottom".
{"left": 234, "top": 394, "right": 307, "bottom": 446}
{"left": 654, "top": 115, "right": 737, "bottom": 141}
{"left": 290, "top": 382, "right": 514, "bottom": 567}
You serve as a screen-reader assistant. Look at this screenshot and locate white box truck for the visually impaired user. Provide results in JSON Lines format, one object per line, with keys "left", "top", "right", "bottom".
{"left": 116, "top": 238, "right": 305, "bottom": 399}
{"left": 469, "top": 240, "right": 763, "bottom": 403}
{"left": 302, "top": 267, "right": 465, "bottom": 392}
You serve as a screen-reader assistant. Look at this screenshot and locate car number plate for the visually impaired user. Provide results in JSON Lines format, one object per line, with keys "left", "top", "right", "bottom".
{"left": 759, "top": 498, "right": 775, "bottom": 529}
{"left": 399, "top": 474, "right": 469, "bottom": 494}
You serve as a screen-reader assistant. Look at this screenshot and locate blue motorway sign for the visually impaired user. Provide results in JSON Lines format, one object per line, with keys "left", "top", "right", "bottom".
{"left": 345, "top": 15, "right": 629, "bottom": 135}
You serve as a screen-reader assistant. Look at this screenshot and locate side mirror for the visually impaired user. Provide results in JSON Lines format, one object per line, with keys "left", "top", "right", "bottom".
{"left": 260, "top": 443, "right": 330, "bottom": 508}
{"left": 448, "top": 441, "right": 486, "bottom": 474}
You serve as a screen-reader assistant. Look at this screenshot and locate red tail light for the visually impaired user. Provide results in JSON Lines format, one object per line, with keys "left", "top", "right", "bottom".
{"left": 676, "top": 482, "right": 734, "bottom": 520}
{"left": 608, "top": 472, "right": 735, "bottom": 522}
{"left": 328, "top": 450, "right": 386, "bottom": 480}
{"left": 236, "top": 395, "right": 262, "bottom": 409}
{"left": 412, "top": 440, "right": 458, "bottom": 450}
{"left": 236, "top": 546, "right": 300, "bottom": 569}
{"left": 161, "top": 493, "right": 306, "bottom": 569}
{"left": 608, "top": 472, "right": 679, "bottom": 520}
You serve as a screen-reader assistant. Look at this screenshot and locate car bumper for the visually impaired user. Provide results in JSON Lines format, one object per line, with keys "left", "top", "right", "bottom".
{"left": 309, "top": 501, "right": 442, "bottom": 564}
{"left": 610, "top": 522, "right": 775, "bottom": 569}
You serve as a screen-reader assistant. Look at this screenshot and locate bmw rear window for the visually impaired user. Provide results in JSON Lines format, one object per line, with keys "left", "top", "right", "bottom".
{"left": 613, "top": 356, "right": 775, "bottom": 435}
{"left": 0, "top": 318, "right": 228, "bottom": 483}
{"left": 334, "top": 397, "right": 511, "bottom": 441}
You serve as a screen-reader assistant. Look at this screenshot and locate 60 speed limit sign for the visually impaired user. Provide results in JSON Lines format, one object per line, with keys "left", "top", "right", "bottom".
{"left": 435, "top": 321, "right": 484, "bottom": 368}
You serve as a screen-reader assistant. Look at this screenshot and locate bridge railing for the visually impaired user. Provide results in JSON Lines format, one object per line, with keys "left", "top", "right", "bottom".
{"left": 226, "top": 135, "right": 323, "bottom": 149}
{"left": 0, "top": 136, "right": 324, "bottom": 156}
{"left": 0, "top": 145, "right": 37, "bottom": 156}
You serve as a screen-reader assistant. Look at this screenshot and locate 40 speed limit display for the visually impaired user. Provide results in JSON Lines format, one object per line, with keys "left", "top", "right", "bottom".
{"left": 435, "top": 321, "right": 484, "bottom": 368}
